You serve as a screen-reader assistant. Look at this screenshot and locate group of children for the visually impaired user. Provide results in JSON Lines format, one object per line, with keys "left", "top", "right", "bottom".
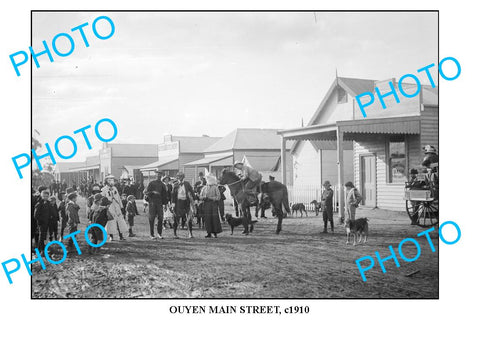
{"left": 32, "top": 181, "right": 142, "bottom": 256}
{"left": 32, "top": 186, "right": 81, "bottom": 254}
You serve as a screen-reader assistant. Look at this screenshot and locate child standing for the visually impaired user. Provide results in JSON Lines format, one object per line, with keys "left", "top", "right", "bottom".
{"left": 58, "top": 192, "right": 67, "bottom": 240}
{"left": 344, "top": 181, "right": 362, "bottom": 224}
{"left": 90, "top": 196, "right": 114, "bottom": 254}
{"left": 65, "top": 190, "right": 80, "bottom": 252}
{"left": 34, "top": 190, "right": 55, "bottom": 253}
{"left": 121, "top": 193, "right": 128, "bottom": 219}
{"left": 48, "top": 196, "right": 59, "bottom": 241}
{"left": 126, "top": 195, "right": 138, "bottom": 237}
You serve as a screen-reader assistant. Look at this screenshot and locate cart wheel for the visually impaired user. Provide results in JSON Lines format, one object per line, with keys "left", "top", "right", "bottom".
{"left": 406, "top": 200, "right": 421, "bottom": 225}
{"left": 406, "top": 199, "right": 438, "bottom": 228}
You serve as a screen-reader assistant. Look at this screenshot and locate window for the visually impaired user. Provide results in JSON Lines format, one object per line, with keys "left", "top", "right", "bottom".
{"left": 388, "top": 136, "right": 407, "bottom": 183}
{"left": 337, "top": 87, "right": 347, "bottom": 104}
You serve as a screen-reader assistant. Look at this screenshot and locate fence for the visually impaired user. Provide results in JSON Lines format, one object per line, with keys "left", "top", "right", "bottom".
{"left": 286, "top": 185, "right": 339, "bottom": 212}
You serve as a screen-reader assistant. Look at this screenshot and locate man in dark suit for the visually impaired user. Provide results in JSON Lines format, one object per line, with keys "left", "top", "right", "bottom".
{"left": 172, "top": 171, "right": 195, "bottom": 238}
{"left": 144, "top": 171, "right": 168, "bottom": 239}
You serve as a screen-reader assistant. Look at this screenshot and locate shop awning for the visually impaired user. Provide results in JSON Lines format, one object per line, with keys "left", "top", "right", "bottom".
{"left": 184, "top": 154, "right": 233, "bottom": 167}
{"left": 278, "top": 115, "right": 421, "bottom": 141}
{"left": 67, "top": 164, "right": 100, "bottom": 172}
{"left": 140, "top": 155, "right": 179, "bottom": 171}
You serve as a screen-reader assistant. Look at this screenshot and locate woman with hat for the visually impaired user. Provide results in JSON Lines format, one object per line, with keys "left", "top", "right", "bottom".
{"left": 101, "top": 174, "right": 129, "bottom": 241}
{"left": 199, "top": 174, "right": 222, "bottom": 238}
{"left": 344, "top": 181, "right": 362, "bottom": 225}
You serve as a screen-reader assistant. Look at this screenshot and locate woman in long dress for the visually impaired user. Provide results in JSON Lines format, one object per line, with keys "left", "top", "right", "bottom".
{"left": 199, "top": 175, "right": 223, "bottom": 238}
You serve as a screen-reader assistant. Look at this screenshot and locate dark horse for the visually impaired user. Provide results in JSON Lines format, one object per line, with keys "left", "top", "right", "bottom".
{"left": 219, "top": 170, "right": 290, "bottom": 234}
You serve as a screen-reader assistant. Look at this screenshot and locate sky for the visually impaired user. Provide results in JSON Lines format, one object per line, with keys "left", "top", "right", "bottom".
{"left": 32, "top": 11, "right": 438, "bottom": 161}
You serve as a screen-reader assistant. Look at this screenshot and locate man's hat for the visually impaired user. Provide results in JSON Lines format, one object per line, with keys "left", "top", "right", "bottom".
{"left": 161, "top": 175, "right": 170, "bottom": 182}
{"left": 345, "top": 181, "right": 354, "bottom": 188}
{"left": 269, "top": 175, "right": 275, "bottom": 181}
{"left": 38, "top": 186, "right": 48, "bottom": 193}
{"left": 409, "top": 168, "right": 418, "bottom": 175}
{"left": 424, "top": 145, "right": 437, "bottom": 154}
{"left": 127, "top": 195, "right": 135, "bottom": 201}
{"left": 67, "top": 192, "right": 77, "bottom": 200}
{"left": 99, "top": 197, "right": 110, "bottom": 206}
{"left": 323, "top": 180, "right": 331, "bottom": 187}
{"left": 176, "top": 171, "right": 185, "bottom": 177}
{"left": 233, "top": 161, "right": 243, "bottom": 167}
{"left": 198, "top": 171, "right": 204, "bottom": 176}
{"left": 66, "top": 187, "right": 76, "bottom": 195}
{"left": 105, "top": 174, "right": 115, "bottom": 180}
{"left": 93, "top": 193, "right": 103, "bottom": 202}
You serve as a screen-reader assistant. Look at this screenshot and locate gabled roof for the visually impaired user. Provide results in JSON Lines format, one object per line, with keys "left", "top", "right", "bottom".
{"left": 172, "top": 136, "right": 221, "bottom": 153}
{"left": 204, "top": 128, "right": 292, "bottom": 153}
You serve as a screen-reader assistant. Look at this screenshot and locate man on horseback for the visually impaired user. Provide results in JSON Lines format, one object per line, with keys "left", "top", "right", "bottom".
{"left": 233, "top": 161, "right": 262, "bottom": 191}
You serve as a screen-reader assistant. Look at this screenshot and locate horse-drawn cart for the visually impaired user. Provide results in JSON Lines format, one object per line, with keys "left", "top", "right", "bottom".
{"left": 404, "top": 172, "right": 438, "bottom": 228}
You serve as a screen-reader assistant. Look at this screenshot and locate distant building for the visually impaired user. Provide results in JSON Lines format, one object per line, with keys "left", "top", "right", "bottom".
{"left": 99, "top": 143, "right": 158, "bottom": 182}
{"left": 140, "top": 135, "right": 221, "bottom": 184}
{"left": 52, "top": 162, "right": 84, "bottom": 186}
{"left": 67, "top": 155, "right": 101, "bottom": 183}
{"left": 184, "top": 128, "right": 294, "bottom": 184}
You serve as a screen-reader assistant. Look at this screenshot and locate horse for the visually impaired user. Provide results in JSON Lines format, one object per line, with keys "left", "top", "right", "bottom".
{"left": 219, "top": 170, "right": 290, "bottom": 234}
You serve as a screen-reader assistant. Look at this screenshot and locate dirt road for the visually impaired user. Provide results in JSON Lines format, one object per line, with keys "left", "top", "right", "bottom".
{"left": 32, "top": 198, "right": 439, "bottom": 298}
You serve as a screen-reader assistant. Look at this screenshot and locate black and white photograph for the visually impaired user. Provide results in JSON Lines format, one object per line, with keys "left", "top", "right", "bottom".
{"left": 4, "top": 1, "right": 480, "bottom": 339}
{"left": 29, "top": 10, "right": 440, "bottom": 299}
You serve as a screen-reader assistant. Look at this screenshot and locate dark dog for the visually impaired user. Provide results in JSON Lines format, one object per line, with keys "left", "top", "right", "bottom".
{"left": 310, "top": 200, "right": 321, "bottom": 216}
{"left": 346, "top": 218, "right": 369, "bottom": 246}
{"left": 291, "top": 203, "right": 308, "bottom": 217}
{"left": 225, "top": 213, "right": 258, "bottom": 235}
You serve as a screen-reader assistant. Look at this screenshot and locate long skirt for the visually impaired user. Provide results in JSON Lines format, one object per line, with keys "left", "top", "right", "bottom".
{"left": 203, "top": 200, "right": 222, "bottom": 234}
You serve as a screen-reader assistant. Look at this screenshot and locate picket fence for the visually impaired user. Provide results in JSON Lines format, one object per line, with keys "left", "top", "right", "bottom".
{"left": 286, "top": 185, "right": 339, "bottom": 213}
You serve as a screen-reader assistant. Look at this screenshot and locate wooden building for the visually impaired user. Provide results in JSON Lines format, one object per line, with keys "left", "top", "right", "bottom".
{"left": 278, "top": 76, "right": 438, "bottom": 215}
{"left": 139, "top": 135, "right": 221, "bottom": 184}
{"left": 184, "top": 128, "right": 294, "bottom": 184}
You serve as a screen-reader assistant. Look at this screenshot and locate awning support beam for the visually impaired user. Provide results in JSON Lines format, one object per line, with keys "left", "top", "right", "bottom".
{"left": 336, "top": 127, "right": 345, "bottom": 220}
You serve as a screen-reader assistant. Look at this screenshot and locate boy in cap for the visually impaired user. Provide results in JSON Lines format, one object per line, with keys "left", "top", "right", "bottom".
{"left": 321, "top": 181, "right": 334, "bottom": 233}
{"left": 34, "top": 189, "right": 55, "bottom": 253}
{"left": 65, "top": 190, "right": 80, "bottom": 252}
{"left": 126, "top": 195, "right": 138, "bottom": 237}
{"left": 48, "top": 196, "right": 60, "bottom": 241}
{"left": 86, "top": 183, "right": 102, "bottom": 220}
{"left": 90, "top": 196, "right": 114, "bottom": 254}
{"left": 58, "top": 191, "right": 67, "bottom": 240}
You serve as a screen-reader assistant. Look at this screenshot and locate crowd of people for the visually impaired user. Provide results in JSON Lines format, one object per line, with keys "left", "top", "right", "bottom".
{"left": 31, "top": 169, "right": 232, "bottom": 256}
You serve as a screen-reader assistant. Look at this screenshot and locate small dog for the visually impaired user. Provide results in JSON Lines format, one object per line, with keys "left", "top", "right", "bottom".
{"left": 346, "top": 218, "right": 369, "bottom": 246}
{"left": 310, "top": 200, "right": 321, "bottom": 216}
{"left": 225, "top": 213, "right": 258, "bottom": 235}
{"left": 291, "top": 203, "right": 308, "bottom": 217}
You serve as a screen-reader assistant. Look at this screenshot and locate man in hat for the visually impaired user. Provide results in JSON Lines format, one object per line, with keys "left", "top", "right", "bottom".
{"left": 172, "top": 171, "right": 195, "bottom": 237}
{"left": 233, "top": 161, "right": 263, "bottom": 192}
{"left": 101, "top": 174, "right": 129, "bottom": 241}
{"left": 269, "top": 175, "right": 275, "bottom": 182}
{"left": 86, "top": 183, "right": 102, "bottom": 220}
{"left": 422, "top": 145, "right": 439, "bottom": 199}
{"left": 321, "top": 180, "right": 334, "bottom": 233}
{"left": 144, "top": 170, "right": 168, "bottom": 239}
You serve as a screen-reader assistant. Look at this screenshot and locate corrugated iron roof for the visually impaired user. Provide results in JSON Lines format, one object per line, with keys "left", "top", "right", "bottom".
{"left": 172, "top": 136, "right": 221, "bottom": 153}
{"left": 204, "top": 128, "right": 292, "bottom": 153}
{"left": 338, "top": 77, "right": 376, "bottom": 96}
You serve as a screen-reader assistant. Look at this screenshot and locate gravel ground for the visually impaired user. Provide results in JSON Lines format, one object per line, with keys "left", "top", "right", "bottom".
{"left": 31, "top": 197, "right": 439, "bottom": 299}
